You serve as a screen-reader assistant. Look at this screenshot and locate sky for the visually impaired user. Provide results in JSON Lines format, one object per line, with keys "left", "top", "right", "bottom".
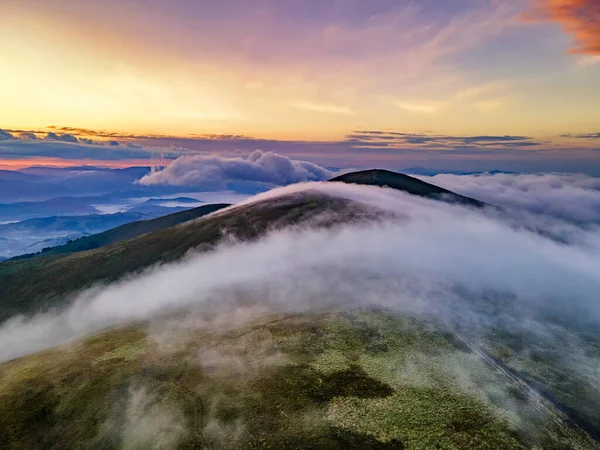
{"left": 0, "top": 0, "right": 599, "bottom": 172}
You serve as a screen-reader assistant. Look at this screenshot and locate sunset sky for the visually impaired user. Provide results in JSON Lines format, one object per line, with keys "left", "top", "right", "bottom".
{"left": 1, "top": 0, "right": 599, "bottom": 172}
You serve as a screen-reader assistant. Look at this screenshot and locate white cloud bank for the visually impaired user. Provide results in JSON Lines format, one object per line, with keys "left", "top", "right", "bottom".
{"left": 1, "top": 181, "right": 599, "bottom": 362}
{"left": 137, "top": 150, "right": 333, "bottom": 188}
{"left": 418, "top": 172, "right": 600, "bottom": 225}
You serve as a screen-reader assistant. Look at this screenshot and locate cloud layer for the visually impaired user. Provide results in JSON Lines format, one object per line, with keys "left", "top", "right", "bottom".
{"left": 0, "top": 130, "right": 14, "bottom": 140}
{"left": 419, "top": 172, "right": 600, "bottom": 225}
{"left": 138, "top": 150, "right": 332, "bottom": 188}
{"left": 1, "top": 127, "right": 600, "bottom": 175}
{"left": 1, "top": 179, "right": 600, "bottom": 362}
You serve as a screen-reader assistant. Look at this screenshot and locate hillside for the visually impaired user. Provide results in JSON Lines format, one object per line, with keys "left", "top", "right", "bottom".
{"left": 0, "top": 192, "right": 373, "bottom": 322}
{"left": 0, "top": 170, "right": 476, "bottom": 320}
{"left": 12, "top": 203, "right": 230, "bottom": 260}
{"left": 1, "top": 309, "right": 597, "bottom": 449}
{"left": 1, "top": 171, "right": 599, "bottom": 449}
{"left": 8, "top": 170, "right": 479, "bottom": 262}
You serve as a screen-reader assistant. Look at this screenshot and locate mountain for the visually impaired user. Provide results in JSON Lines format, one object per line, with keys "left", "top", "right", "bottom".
{"left": 3, "top": 166, "right": 212, "bottom": 203}
{"left": 330, "top": 169, "right": 485, "bottom": 206}
{"left": 1, "top": 169, "right": 473, "bottom": 297}
{"left": 0, "top": 169, "right": 40, "bottom": 182}
{"left": 0, "top": 192, "right": 366, "bottom": 322}
{"left": 19, "top": 166, "right": 152, "bottom": 194}
{"left": 0, "top": 170, "right": 598, "bottom": 449}
{"left": 124, "top": 204, "right": 190, "bottom": 216}
{"left": 0, "top": 179, "right": 77, "bottom": 203}
{"left": 13, "top": 203, "right": 230, "bottom": 260}
{"left": 0, "top": 197, "right": 100, "bottom": 222}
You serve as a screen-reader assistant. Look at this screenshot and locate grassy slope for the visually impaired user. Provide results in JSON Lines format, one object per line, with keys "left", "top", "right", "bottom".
{"left": 1, "top": 172, "right": 598, "bottom": 448}
{"left": 0, "top": 193, "right": 373, "bottom": 322}
{"left": 2, "top": 309, "right": 588, "bottom": 450}
{"left": 0, "top": 170, "right": 484, "bottom": 321}
{"left": 12, "top": 203, "right": 230, "bottom": 260}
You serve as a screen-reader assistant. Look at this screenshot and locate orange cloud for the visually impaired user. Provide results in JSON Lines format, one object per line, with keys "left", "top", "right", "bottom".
{"left": 523, "top": 0, "right": 600, "bottom": 55}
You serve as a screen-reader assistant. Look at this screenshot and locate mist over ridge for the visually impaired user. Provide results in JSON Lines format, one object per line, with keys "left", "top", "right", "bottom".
{"left": 1, "top": 179, "right": 599, "bottom": 361}
{"left": 4, "top": 0, "right": 600, "bottom": 445}
{"left": 1, "top": 171, "right": 600, "bottom": 448}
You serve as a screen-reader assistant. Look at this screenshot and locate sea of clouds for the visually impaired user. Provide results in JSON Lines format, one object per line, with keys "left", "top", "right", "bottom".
{"left": 0, "top": 176, "right": 599, "bottom": 362}
{"left": 419, "top": 172, "right": 600, "bottom": 225}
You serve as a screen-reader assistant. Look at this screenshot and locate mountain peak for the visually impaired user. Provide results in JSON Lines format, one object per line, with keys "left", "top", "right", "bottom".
{"left": 329, "top": 169, "right": 484, "bottom": 206}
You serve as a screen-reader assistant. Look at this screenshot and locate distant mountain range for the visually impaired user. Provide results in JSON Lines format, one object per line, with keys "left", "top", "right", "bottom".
{"left": 0, "top": 178, "right": 77, "bottom": 203}
{"left": 0, "top": 197, "right": 100, "bottom": 222}
{"left": 0, "top": 206, "right": 202, "bottom": 259}
{"left": 12, "top": 203, "right": 229, "bottom": 260}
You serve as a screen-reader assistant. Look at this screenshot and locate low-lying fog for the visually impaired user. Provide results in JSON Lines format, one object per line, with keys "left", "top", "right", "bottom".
{"left": 1, "top": 174, "right": 599, "bottom": 364}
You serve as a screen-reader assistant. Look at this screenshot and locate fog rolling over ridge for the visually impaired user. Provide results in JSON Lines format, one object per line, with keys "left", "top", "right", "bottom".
{"left": 1, "top": 180, "right": 599, "bottom": 363}
{"left": 417, "top": 172, "right": 600, "bottom": 225}
{"left": 5, "top": 0, "right": 600, "bottom": 445}
{"left": 2, "top": 174, "right": 600, "bottom": 448}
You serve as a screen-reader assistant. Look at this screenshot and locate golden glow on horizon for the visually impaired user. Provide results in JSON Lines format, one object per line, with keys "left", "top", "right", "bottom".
{"left": 1, "top": 2, "right": 600, "bottom": 140}
{"left": 0, "top": 157, "right": 165, "bottom": 170}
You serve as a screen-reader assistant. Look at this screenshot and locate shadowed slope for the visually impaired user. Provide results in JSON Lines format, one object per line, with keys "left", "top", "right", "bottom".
{"left": 0, "top": 172, "right": 598, "bottom": 449}
{"left": 330, "top": 169, "right": 485, "bottom": 206}
{"left": 0, "top": 192, "right": 375, "bottom": 322}
{"left": 0, "top": 169, "right": 486, "bottom": 322}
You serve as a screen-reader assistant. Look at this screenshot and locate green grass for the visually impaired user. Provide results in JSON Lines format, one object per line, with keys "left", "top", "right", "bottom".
{"left": 0, "top": 171, "right": 597, "bottom": 449}
{"left": 484, "top": 324, "right": 600, "bottom": 443}
{"left": 0, "top": 309, "right": 591, "bottom": 449}
{"left": 0, "top": 193, "right": 372, "bottom": 322}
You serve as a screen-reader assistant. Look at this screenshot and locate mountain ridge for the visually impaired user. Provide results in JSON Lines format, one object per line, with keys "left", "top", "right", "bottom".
{"left": 0, "top": 170, "right": 598, "bottom": 449}
{"left": 0, "top": 170, "right": 484, "bottom": 321}
{"left": 329, "top": 169, "right": 485, "bottom": 206}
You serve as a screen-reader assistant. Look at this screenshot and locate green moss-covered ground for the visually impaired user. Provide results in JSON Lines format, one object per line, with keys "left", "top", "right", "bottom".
{"left": 0, "top": 310, "right": 596, "bottom": 449}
